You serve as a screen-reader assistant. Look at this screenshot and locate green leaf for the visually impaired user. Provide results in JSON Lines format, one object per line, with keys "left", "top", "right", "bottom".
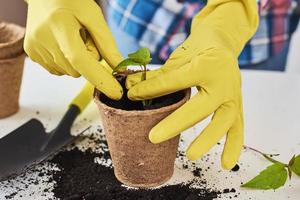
{"left": 128, "top": 47, "right": 152, "bottom": 65}
{"left": 290, "top": 154, "right": 300, "bottom": 177}
{"left": 113, "top": 58, "right": 141, "bottom": 73}
{"left": 241, "top": 163, "right": 288, "bottom": 190}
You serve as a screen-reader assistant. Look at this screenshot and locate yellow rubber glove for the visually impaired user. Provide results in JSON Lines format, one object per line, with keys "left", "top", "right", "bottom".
{"left": 126, "top": 0, "right": 259, "bottom": 169}
{"left": 24, "top": 0, "right": 123, "bottom": 100}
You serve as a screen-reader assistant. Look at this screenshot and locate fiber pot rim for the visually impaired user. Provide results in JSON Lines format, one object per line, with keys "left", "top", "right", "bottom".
{"left": 0, "top": 53, "right": 26, "bottom": 64}
{"left": 94, "top": 89, "right": 191, "bottom": 117}
{"left": 0, "top": 22, "right": 25, "bottom": 48}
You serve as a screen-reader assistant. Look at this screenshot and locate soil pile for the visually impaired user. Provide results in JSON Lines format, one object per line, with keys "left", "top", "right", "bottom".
{"left": 48, "top": 134, "right": 236, "bottom": 200}
{"left": 2, "top": 130, "right": 238, "bottom": 200}
{"left": 50, "top": 148, "right": 222, "bottom": 200}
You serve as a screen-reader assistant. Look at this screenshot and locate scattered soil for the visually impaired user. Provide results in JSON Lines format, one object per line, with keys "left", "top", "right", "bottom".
{"left": 49, "top": 138, "right": 225, "bottom": 200}
{"left": 99, "top": 75, "right": 185, "bottom": 110}
{"left": 49, "top": 148, "right": 221, "bottom": 200}
{"left": 2, "top": 162, "right": 56, "bottom": 199}
{"left": 231, "top": 164, "right": 240, "bottom": 172}
{"left": 192, "top": 167, "right": 202, "bottom": 177}
{"left": 2, "top": 130, "right": 239, "bottom": 200}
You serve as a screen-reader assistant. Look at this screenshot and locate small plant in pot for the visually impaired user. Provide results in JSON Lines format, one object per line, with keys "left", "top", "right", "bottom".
{"left": 94, "top": 48, "right": 191, "bottom": 187}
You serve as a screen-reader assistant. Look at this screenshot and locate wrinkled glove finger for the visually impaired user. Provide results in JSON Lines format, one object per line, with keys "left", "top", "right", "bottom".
{"left": 163, "top": 35, "right": 196, "bottom": 66}
{"left": 128, "top": 63, "right": 199, "bottom": 100}
{"left": 186, "top": 102, "right": 237, "bottom": 161}
{"left": 44, "top": 43, "right": 81, "bottom": 78}
{"left": 77, "top": 1, "right": 123, "bottom": 68}
{"left": 221, "top": 111, "right": 244, "bottom": 170}
{"left": 26, "top": 47, "right": 63, "bottom": 76}
{"left": 99, "top": 59, "right": 114, "bottom": 73}
{"left": 84, "top": 32, "right": 101, "bottom": 60}
{"left": 37, "top": 44, "right": 69, "bottom": 75}
{"left": 125, "top": 69, "right": 163, "bottom": 89}
{"left": 49, "top": 33, "right": 100, "bottom": 77}
{"left": 24, "top": 37, "right": 63, "bottom": 75}
{"left": 34, "top": 43, "right": 68, "bottom": 75}
{"left": 40, "top": 27, "right": 98, "bottom": 77}
{"left": 53, "top": 13, "right": 123, "bottom": 100}
{"left": 52, "top": 51, "right": 80, "bottom": 78}
{"left": 161, "top": 52, "right": 189, "bottom": 71}
{"left": 149, "top": 91, "right": 217, "bottom": 144}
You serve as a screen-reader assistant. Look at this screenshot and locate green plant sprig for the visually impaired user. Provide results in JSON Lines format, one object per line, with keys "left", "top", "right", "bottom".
{"left": 241, "top": 145, "right": 300, "bottom": 190}
{"left": 113, "top": 48, "right": 152, "bottom": 107}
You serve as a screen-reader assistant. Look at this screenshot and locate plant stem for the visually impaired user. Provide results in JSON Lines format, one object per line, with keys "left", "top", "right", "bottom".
{"left": 141, "top": 64, "right": 152, "bottom": 107}
{"left": 243, "top": 145, "right": 279, "bottom": 157}
{"left": 243, "top": 145, "right": 285, "bottom": 165}
{"left": 143, "top": 65, "right": 147, "bottom": 80}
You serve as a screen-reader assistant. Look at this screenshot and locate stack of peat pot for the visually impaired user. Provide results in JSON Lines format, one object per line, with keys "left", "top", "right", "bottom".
{"left": 0, "top": 21, "right": 25, "bottom": 118}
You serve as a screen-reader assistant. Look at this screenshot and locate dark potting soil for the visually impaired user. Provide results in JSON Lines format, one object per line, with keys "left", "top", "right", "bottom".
{"left": 49, "top": 149, "right": 222, "bottom": 200}
{"left": 47, "top": 135, "right": 237, "bottom": 200}
{"left": 231, "top": 164, "right": 240, "bottom": 172}
{"left": 99, "top": 76, "right": 185, "bottom": 111}
{"left": 2, "top": 132, "right": 238, "bottom": 200}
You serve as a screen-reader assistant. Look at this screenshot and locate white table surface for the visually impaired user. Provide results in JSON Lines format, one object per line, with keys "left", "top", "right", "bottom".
{"left": 0, "top": 58, "right": 300, "bottom": 200}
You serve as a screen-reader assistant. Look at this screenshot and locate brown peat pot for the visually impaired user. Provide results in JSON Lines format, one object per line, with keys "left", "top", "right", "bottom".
{"left": 0, "top": 21, "right": 25, "bottom": 118}
{"left": 0, "top": 22, "right": 25, "bottom": 59}
{"left": 0, "top": 53, "right": 25, "bottom": 118}
{"left": 94, "top": 88, "right": 191, "bottom": 187}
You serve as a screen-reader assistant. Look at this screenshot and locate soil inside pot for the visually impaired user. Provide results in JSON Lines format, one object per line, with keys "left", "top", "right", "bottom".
{"left": 99, "top": 75, "right": 185, "bottom": 110}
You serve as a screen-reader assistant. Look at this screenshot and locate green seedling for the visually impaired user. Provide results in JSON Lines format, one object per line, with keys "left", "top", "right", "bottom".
{"left": 113, "top": 47, "right": 152, "bottom": 107}
{"left": 241, "top": 145, "right": 300, "bottom": 190}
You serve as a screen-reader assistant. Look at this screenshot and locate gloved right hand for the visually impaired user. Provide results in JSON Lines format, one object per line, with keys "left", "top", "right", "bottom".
{"left": 126, "top": 0, "right": 259, "bottom": 170}
{"left": 24, "top": 0, "right": 123, "bottom": 100}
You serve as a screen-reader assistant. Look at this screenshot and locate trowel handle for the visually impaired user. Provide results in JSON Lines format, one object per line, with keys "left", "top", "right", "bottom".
{"left": 70, "top": 82, "right": 94, "bottom": 113}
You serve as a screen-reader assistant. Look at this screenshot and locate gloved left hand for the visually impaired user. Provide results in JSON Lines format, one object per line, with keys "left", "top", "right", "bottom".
{"left": 24, "top": 0, "right": 124, "bottom": 100}
{"left": 126, "top": 0, "right": 259, "bottom": 169}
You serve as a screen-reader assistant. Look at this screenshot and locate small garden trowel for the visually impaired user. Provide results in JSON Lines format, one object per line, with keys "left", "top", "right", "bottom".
{"left": 0, "top": 82, "right": 94, "bottom": 181}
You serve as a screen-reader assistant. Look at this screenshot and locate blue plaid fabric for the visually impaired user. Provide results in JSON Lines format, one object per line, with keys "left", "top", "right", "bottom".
{"left": 106, "top": 0, "right": 299, "bottom": 69}
{"left": 239, "top": 0, "right": 298, "bottom": 66}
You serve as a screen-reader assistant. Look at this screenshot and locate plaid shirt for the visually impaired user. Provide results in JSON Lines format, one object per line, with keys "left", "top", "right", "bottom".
{"left": 106, "top": 0, "right": 298, "bottom": 66}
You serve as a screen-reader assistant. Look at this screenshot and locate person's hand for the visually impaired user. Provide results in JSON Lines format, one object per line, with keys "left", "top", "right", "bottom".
{"left": 126, "top": 0, "right": 259, "bottom": 169}
{"left": 24, "top": 0, "right": 123, "bottom": 100}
